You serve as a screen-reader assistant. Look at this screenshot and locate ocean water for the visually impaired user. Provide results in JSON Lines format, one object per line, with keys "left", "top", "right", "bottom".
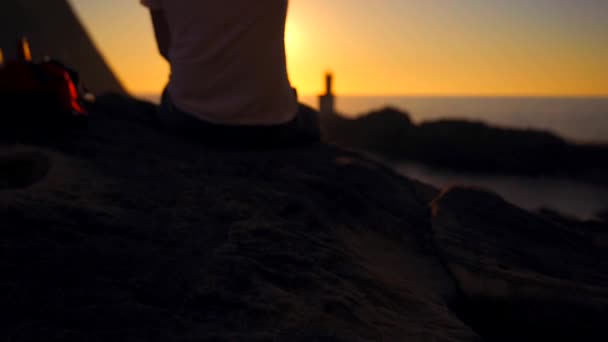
{"left": 395, "top": 161, "right": 608, "bottom": 220}
{"left": 299, "top": 95, "right": 608, "bottom": 144}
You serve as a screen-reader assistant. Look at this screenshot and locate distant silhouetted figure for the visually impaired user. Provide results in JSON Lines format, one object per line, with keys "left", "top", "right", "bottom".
{"left": 319, "top": 72, "right": 335, "bottom": 115}
{"left": 141, "top": 0, "right": 319, "bottom": 146}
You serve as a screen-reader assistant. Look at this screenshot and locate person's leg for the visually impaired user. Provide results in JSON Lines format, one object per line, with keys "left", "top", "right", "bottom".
{"left": 157, "top": 88, "right": 320, "bottom": 147}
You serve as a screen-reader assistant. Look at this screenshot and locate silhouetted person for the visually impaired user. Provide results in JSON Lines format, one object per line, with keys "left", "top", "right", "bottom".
{"left": 141, "top": 0, "right": 319, "bottom": 146}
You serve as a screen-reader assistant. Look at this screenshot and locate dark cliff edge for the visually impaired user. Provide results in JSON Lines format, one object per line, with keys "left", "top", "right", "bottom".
{"left": 1, "top": 95, "right": 606, "bottom": 341}
{"left": 320, "top": 107, "right": 608, "bottom": 186}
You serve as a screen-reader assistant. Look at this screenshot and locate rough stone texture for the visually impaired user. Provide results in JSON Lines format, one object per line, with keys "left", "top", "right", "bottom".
{"left": 0, "top": 95, "right": 476, "bottom": 341}
{"left": 2, "top": 95, "right": 606, "bottom": 341}
{"left": 597, "top": 208, "right": 608, "bottom": 223}
{"left": 431, "top": 186, "right": 608, "bottom": 341}
{"left": 0, "top": 150, "right": 50, "bottom": 189}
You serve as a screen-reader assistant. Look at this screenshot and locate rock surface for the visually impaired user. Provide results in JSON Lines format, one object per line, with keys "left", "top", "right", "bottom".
{"left": 1, "top": 95, "right": 606, "bottom": 341}
{"left": 432, "top": 187, "right": 608, "bottom": 341}
{"left": 0, "top": 149, "right": 50, "bottom": 189}
{"left": 597, "top": 208, "right": 608, "bottom": 223}
{"left": 1, "top": 95, "right": 475, "bottom": 341}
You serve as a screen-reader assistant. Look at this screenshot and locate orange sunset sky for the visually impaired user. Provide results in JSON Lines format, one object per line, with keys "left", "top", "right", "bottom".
{"left": 69, "top": 0, "right": 608, "bottom": 96}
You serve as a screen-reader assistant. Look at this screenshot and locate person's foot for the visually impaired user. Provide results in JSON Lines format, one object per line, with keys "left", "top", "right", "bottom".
{"left": 0, "top": 150, "right": 51, "bottom": 190}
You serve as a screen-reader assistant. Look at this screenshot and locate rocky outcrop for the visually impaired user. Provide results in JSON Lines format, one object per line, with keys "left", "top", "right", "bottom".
{"left": 1, "top": 95, "right": 606, "bottom": 341}
{"left": 320, "top": 108, "right": 608, "bottom": 185}
{"left": 431, "top": 186, "right": 608, "bottom": 341}
{"left": 0, "top": 95, "right": 477, "bottom": 341}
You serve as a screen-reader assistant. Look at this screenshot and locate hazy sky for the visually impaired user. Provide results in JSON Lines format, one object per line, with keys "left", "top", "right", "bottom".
{"left": 69, "top": 0, "right": 608, "bottom": 96}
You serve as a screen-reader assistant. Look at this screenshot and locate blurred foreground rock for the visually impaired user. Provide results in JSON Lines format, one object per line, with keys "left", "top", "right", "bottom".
{"left": 1, "top": 95, "right": 606, "bottom": 341}
{"left": 432, "top": 187, "right": 608, "bottom": 341}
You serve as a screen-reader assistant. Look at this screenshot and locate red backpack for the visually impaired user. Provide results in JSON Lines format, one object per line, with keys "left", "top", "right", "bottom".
{"left": 0, "top": 38, "right": 88, "bottom": 139}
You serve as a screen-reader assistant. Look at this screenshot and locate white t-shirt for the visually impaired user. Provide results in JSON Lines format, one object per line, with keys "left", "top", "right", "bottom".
{"left": 141, "top": 0, "right": 297, "bottom": 125}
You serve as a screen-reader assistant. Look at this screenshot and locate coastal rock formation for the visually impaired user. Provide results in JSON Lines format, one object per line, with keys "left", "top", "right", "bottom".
{"left": 432, "top": 187, "right": 608, "bottom": 341}
{"left": 1, "top": 95, "right": 606, "bottom": 341}
{"left": 320, "top": 107, "right": 608, "bottom": 185}
{"left": 538, "top": 208, "right": 608, "bottom": 250}
{"left": 0, "top": 95, "right": 476, "bottom": 341}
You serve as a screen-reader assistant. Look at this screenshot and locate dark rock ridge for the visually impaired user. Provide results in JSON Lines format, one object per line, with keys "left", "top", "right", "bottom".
{"left": 320, "top": 107, "right": 608, "bottom": 185}
{"left": 432, "top": 187, "right": 608, "bottom": 341}
{"left": 1, "top": 95, "right": 606, "bottom": 341}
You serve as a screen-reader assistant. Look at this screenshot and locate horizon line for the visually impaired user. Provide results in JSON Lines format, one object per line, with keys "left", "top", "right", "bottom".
{"left": 133, "top": 92, "right": 608, "bottom": 99}
{"left": 297, "top": 93, "right": 608, "bottom": 98}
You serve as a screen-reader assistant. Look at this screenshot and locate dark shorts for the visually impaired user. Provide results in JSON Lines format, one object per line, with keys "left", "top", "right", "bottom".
{"left": 157, "top": 90, "right": 320, "bottom": 148}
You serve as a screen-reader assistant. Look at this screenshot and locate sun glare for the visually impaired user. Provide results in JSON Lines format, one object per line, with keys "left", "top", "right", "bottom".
{"left": 284, "top": 20, "right": 300, "bottom": 59}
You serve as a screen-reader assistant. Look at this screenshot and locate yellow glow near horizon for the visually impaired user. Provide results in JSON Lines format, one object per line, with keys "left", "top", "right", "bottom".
{"left": 284, "top": 21, "right": 299, "bottom": 60}
{"left": 69, "top": 0, "right": 608, "bottom": 96}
